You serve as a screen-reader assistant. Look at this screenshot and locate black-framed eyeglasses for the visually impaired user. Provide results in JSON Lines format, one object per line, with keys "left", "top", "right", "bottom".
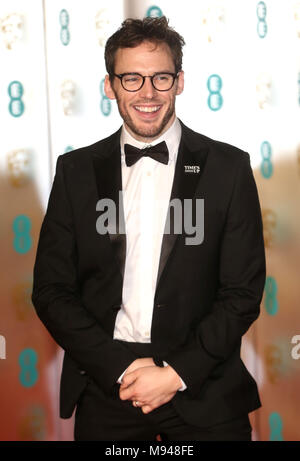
{"left": 112, "top": 72, "right": 179, "bottom": 92}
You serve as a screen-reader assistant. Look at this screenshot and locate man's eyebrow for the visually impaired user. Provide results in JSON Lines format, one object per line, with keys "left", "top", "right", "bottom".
{"left": 118, "top": 70, "right": 176, "bottom": 74}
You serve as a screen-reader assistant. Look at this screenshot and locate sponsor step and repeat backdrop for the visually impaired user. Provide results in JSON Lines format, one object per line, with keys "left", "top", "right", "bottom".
{"left": 0, "top": 0, "right": 299, "bottom": 441}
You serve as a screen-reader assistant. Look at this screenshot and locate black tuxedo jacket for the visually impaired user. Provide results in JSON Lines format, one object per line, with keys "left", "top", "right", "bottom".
{"left": 32, "top": 121, "right": 266, "bottom": 428}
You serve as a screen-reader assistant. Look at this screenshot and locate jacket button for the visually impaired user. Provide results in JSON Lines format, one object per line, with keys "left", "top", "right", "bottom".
{"left": 157, "top": 303, "right": 166, "bottom": 308}
{"left": 79, "top": 370, "right": 86, "bottom": 375}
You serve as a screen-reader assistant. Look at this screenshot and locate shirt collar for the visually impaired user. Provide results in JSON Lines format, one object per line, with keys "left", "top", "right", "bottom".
{"left": 120, "top": 117, "right": 182, "bottom": 164}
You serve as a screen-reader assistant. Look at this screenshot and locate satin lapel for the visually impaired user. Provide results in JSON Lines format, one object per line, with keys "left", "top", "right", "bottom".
{"left": 92, "top": 131, "right": 126, "bottom": 279}
{"left": 155, "top": 133, "right": 208, "bottom": 290}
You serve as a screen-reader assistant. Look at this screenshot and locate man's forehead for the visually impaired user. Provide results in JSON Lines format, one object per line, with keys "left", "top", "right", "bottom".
{"left": 114, "top": 41, "right": 174, "bottom": 71}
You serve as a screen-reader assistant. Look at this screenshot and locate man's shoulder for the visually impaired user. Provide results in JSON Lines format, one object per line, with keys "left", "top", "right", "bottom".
{"left": 180, "top": 121, "right": 249, "bottom": 164}
{"left": 57, "top": 127, "right": 122, "bottom": 167}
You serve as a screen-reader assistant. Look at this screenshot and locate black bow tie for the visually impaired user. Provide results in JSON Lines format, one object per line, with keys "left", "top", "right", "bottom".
{"left": 124, "top": 141, "right": 169, "bottom": 167}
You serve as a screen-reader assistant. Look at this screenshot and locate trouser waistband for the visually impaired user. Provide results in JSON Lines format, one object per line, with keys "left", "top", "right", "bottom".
{"left": 114, "top": 339, "right": 154, "bottom": 358}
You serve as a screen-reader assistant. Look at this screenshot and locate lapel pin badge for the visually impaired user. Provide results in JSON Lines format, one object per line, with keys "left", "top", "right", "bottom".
{"left": 184, "top": 165, "right": 201, "bottom": 174}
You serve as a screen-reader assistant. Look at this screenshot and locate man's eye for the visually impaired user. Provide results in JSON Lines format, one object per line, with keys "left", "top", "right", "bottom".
{"left": 124, "top": 76, "right": 140, "bottom": 83}
{"left": 156, "top": 74, "right": 170, "bottom": 81}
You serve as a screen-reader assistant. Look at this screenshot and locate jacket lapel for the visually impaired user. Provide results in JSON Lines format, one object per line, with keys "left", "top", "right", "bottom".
{"left": 92, "top": 128, "right": 127, "bottom": 279}
{"left": 155, "top": 122, "right": 209, "bottom": 290}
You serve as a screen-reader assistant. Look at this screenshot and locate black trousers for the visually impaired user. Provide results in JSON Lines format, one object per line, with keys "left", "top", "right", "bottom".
{"left": 74, "top": 341, "right": 252, "bottom": 441}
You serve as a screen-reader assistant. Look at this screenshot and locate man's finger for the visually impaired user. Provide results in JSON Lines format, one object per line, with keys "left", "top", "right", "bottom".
{"left": 141, "top": 405, "right": 153, "bottom": 414}
{"left": 119, "top": 386, "right": 134, "bottom": 400}
{"left": 119, "top": 373, "right": 138, "bottom": 400}
{"left": 121, "top": 370, "right": 137, "bottom": 388}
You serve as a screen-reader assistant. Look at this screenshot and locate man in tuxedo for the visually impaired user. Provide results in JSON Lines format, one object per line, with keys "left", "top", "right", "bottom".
{"left": 32, "top": 16, "right": 266, "bottom": 441}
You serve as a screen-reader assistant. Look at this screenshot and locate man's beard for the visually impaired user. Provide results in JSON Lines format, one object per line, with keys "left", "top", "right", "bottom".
{"left": 115, "top": 97, "right": 176, "bottom": 140}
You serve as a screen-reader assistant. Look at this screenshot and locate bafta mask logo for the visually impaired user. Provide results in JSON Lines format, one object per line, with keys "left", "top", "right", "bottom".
{"left": 95, "top": 9, "right": 110, "bottom": 47}
{"left": 12, "top": 277, "right": 33, "bottom": 321}
{"left": 262, "top": 208, "right": 277, "bottom": 248}
{"left": 7, "top": 149, "right": 31, "bottom": 187}
{"left": 0, "top": 13, "right": 23, "bottom": 50}
{"left": 264, "top": 344, "right": 282, "bottom": 384}
{"left": 294, "top": 2, "right": 300, "bottom": 38}
{"left": 61, "top": 80, "right": 76, "bottom": 115}
{"left": 256, "top": 73, "right": 272, "bottom": 109}
{"left": 198, "top": 2, "right": 225, "bottom": 43}
{"left": 19, "top": 406, "right": 45, "bottom": 441}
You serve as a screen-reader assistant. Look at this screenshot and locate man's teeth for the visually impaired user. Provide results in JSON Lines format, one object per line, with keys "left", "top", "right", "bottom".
{"left": 135, "top": 106, "right": 160, "bottom": 113}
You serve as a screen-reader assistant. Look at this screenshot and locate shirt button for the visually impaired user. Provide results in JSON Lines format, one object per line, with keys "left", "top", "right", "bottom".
{"left": 147, "top": 171, "right": 151, "bottom": 177}
{"left": 145, "top": 331, "right": 150, "bottom": 337}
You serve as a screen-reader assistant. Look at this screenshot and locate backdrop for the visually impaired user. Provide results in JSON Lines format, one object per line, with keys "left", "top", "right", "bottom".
{"left": 0, "top": 0, "right": 299, "bottom": 441}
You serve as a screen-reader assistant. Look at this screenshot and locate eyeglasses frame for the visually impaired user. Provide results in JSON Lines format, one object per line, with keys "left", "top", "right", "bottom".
{"left": 111, "top": 72, "right": 180, "bottom": 92}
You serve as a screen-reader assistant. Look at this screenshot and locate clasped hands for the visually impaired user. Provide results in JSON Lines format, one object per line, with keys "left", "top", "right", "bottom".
{"left": 119, "top": 358, "right": 182, "bottom": 414}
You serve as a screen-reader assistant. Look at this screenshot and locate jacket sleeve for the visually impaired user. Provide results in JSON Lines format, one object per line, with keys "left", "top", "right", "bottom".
{"left": 163, "top": 153, "right": 266, "bottom": 398}
{"left": 31, "top": 155, "right": 137, "bottom": 394}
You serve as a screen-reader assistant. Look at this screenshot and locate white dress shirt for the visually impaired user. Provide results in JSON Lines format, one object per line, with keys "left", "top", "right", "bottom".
{"left": 113, "top": 117, "right": 186, "bottom": 391}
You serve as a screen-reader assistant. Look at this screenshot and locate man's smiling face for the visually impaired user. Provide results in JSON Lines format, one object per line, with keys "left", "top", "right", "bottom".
{"left": 105, "top": 41, "right": 184, "bottom": 143}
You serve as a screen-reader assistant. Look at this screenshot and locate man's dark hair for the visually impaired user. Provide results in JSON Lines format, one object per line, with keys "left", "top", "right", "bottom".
{"left": 105, "top": 16, "right": 185, "bottom": 77}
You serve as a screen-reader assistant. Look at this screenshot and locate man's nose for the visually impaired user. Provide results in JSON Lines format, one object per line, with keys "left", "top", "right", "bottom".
{"left": 139, "top": 76, "right": 156, "bottom": 99}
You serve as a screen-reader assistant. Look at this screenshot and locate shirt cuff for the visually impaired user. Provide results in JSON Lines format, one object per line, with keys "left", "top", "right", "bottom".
{"left": 117, "top": 368, "right": 127, "bottom": 384}
{"left": 163, "top": 361, "right": 187, "bottom": 391}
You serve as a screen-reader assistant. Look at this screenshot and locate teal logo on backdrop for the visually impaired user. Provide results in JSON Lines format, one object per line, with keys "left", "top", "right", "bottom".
{"left": 146, "top": 6, "right": 163, "bottom": 18}
{"left": 260, "top": 141, "right": 273, "bottom": 178}
{"left": 13, "top": 215, "right": 32, "bottom": 254}
{"left": 60, "top": 9, "right": 70, "bottom": 46}
{"left": 19, "top": 348, "right": 38, "bottom": 387}
{"left": 207, "top": 74, "right": 223, "bottom": 111}
{"left": 64, "top": 145, "right": 74, "bottom": 153}
{"left": 264, "top": 276, "right": 279, "bottom": 316}
{"left": 8, "top": 81, "right": 24, "bottom": 117}
{"left": 100, "top": 78, "right": 111, "bottom": 116}
{"left": 257, "top": 2, "right": 267, "bottom": 38}
{"left": 269, "top": 412, "right": 284, "bottom": 441}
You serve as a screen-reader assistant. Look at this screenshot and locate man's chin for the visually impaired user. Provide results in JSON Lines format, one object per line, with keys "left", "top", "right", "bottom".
{"left": 133, "top": 127, "right": 162, "bottom": 139}
{"left": 126, "top": 118, "right": 172, "bottom": 141}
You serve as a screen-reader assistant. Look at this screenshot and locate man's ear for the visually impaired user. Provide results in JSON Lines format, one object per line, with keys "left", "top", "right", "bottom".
{"left": 104, "top": 74, "right": 116, "bottom": 100}
{"left": 176, "top": 71, "right": 184, "bottom": 96}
